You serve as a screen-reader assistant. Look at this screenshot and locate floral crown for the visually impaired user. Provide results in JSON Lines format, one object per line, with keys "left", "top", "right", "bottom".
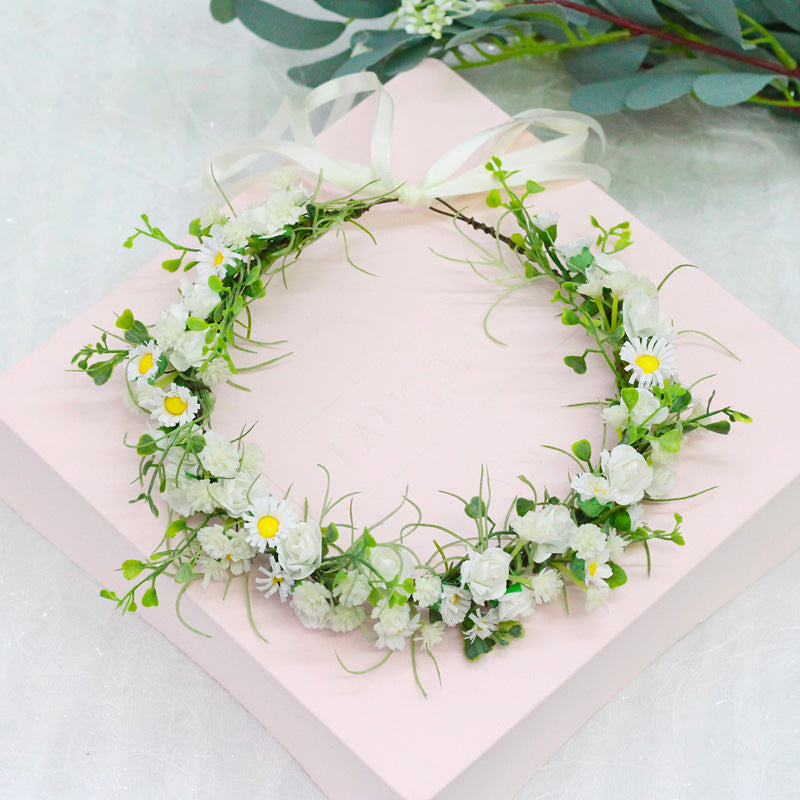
{"left": 72, "top": 154, "right": 748, "bottom": 691}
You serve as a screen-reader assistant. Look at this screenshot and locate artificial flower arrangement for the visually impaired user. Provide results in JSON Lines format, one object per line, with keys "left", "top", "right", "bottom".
{"left": 72, "top": 160, "right": 749, "bottom": 689}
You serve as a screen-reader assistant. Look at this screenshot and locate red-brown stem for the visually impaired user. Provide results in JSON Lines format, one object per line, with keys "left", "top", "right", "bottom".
{"left": 520, "top": 0, "right": 800, "bottom": 80}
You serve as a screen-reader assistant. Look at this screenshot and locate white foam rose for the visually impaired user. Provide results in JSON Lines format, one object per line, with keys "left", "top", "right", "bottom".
{"left": 497, "top": 586, "right": 536, "bottom": 622}
{"left": 369, "top": 545, "right": 415, "bottom": 585}
{"left": 511, "top": 504, "right": 578, "bottom": 563}
{"left": 153, "top": 303, "right": 189, "bottom": 351}
{"left": 276, "top": 520, "right": 323, "bottom": 580}
{"left": 601, "top": 444, "right": 653, "bottom": 505}
{"left": 647, "top": 462, "right": 677, "bottom": 499}
{"left": 630, "top": 388, "right": 669, "bottom": 428}
{"left": 460, "top": 547, "right": 512, "bottom": 604}
{"left": 168, "top": 329, "right": 207, "bottom": 372}
{"left": 198, "top": 430, "right": 241, "bottom": 478}
{"left": 602, "top": 402, "right": 629, "bottom": 433}
{"left": 622, "top": 281, "right": 674, "bottom": 340}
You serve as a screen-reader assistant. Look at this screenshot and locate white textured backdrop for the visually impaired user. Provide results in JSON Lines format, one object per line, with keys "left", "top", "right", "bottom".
{"left": 2, "top": 2, "right": 800, "bottom": 798}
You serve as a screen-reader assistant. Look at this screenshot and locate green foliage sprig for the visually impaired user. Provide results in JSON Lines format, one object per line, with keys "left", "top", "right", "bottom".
{"left": 211, "top": 0, "right": 800, "bottom": 117}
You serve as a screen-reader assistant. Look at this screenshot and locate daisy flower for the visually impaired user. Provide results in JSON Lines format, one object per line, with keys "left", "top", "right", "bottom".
{"left": 195, "top": 234, "right": 240, "bottom": 280}
{"left": 126, "top": 341, "right": 161, "bottom": 383}
{"left": 440, "top": 585, "right": 471, "bottom": 626}
{"left": 150, "top": 383, "right": 199, "bottom": 428}
{"left": 619, "top": 336, "right": 677, "bottom": 389}
{"left": 242, "top": 495, "right": 300, "bottom": 552}
{"left": 465, "top": 607, "right": 499, "bottom": 642}
{"left": 255, "top": 556, "right": 294, "bottom": 602}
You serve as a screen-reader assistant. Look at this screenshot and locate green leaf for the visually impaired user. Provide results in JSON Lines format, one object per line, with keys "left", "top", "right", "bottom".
{"left": 185, "top": 434, "right": 207, "bottom": 453}
{"left": 166, "top": 519, "right": 187, "bottom": 538}
{"left": 186, "top": 316, "right": 209, "bottom": 331}
{"left": 570, "top": 557, "right": 586, "bottom": 582}
{"left": 210, "top": 0, "right": 236, "bottom": 23}
{"left": 162, "top": 258, "right": 182, "bottom": 273}
{"left": 731, "top": 410, "right": 753, "bottom": 424}
{"left": 570, "top": 76, "right": 639, "bottom": 115}
{"left": 658, "top": 429, "right": 683, "bottom": 453}
{"left": 578, "top": 497, "right": 610, "bottom": 519}
{"left": 87, "top": 362, "right": 114, "bottom": 386}
{"left": 122, "top": 559, "right": 145, "bottom": 580}
{"left": 464, "top": 496, "right": 487, "bottom": 520}
{"left": 621, "top": 387, "right": 639, "bottom": 410}
{"left": 99, "top": 589, "right": 119, "bottom": 602}
{"left": 525, "top": 179, "right": 545, "bottom": 195}
{"left": 141, "top": 585, "right": 159, "bottom": 607}
{"left": 175, "top": 563, "right": 195, "bottom": 584}
{"left": 515, "top": 497, "right": 535, "bottom": 517}
{"left": 564, "top": 355, "right": 587, "bottom": 374}
{"left": 188, "top": 218, "right": 203, "bottom": 236}
{"left": 463, "top": 635, "right": 495, "bottom": 661}
{"left": 115, "top": 309, "right": 134, "bottom": 330}
{"left": 561, "top": 309, "right": 580, "bottom": 325}
{"left": 571, "top": 439, "right": 592, "bottom": 463}
{"left": 137, "top": 434, "right": 158, "bottom": 456}
{"left": 323, "top": 522, "right": 339, "bottom": 543}
{"left": 208, "top": 275, "right": 224, "bottom": 293}
{"left": 374, "top": 38, "right": 433, "bottom": 80}
{"left": 693, "top": 72, "right": 778, "bottom": 107}
{"left": 486, "top": 189, "right": 502, "bottom": 208}
{"left": 602, "top": 0, "right": 663, "bottom": 25}
{"left": 610, "top": 507, "right": 631, "bottom": 531}
{"left": 569, "top": 247, "right": 594, "bottom": 271}
{"left": 762, "top": 0, "right": 800, "bottom": 30}
{"left": 607, "top": 562, "right": 628, "bottom": 589}
{"left": 684, "top": 0, "right": 743, "bottom": 43}
{"left": 124, "top": 320, "right": 150, "bottom": 346}
{"left": 704, "top": 420, "right": 731, "bottom": 434}
{"left": 313, "top": 0, "right": 399, "bottom": 19}
{"left": 670, "top": 391, "right": 691, "bottom": 413}
{"left": 235, "top": 0, "right": 346, "bottom": 50}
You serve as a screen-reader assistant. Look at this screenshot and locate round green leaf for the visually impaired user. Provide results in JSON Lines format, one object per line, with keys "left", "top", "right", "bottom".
{"left": 625, "top": 72, "right": 697, "bottom": 110}
{"left": 570, "top": 77, "right": 638, "bottom": 115}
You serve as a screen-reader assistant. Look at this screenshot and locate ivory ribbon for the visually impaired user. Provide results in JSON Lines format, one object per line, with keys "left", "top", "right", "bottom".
{"left": 207, "top": 71, "right": 608, "bottom": 206}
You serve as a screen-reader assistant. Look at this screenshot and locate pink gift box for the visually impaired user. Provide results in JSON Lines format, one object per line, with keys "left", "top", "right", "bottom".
{"left": 1, "top": 61, "right": 799, "bottom": 800}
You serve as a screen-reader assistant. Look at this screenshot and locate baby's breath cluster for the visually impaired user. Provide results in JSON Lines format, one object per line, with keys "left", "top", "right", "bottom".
{"left": 73, "top": 161, "right": 748, "bottom": 689}
{"left": 398, "top": 0, "right": 505, "bottom": 39}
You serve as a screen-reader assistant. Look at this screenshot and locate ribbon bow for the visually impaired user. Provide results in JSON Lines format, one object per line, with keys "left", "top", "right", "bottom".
{"left": 207, "top": 71, "right": 608, "bottom": 205}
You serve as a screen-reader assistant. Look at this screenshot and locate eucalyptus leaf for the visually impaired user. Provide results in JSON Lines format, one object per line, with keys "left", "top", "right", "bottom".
{"left": 376, "top": 38, "right": 434, "bottom": 80}
{"left": 596, "top": 0, "right": 664, "bottom": 28}
{"left": 660, "top": 0, "right": 742, "bottom": 43}
{"left": 210, "top": 0, "right": 236, "bottom": 23}
{"left": 760, "top": 0, "right": 800, "bottom": 31}
{"left": 564, "top": 36, "right": 651, "bottom": 83}
{"left": 624, "top": 70, "right": 699, "bottom": 110}
{"left": 693, "top": 71, "right": 779, "bottom": 106}
{"left": 235, "top": 0, "right": 346, "bottom": 50}
{"left": 333, "top": 31, "right": 416, "bottom": 76}
{"left": 312, "top": 0, "right": 399, "bottom": 18}
{"left": 288, "top": 49, "right": 353, "bottom": 87}
{"left": 735, "top": 0, "right": 779, "bottom": 24}
{"left": 774, "top": 31, "right": 800, "bottom": 60}
{"left": 570, "top": 75, "right": 640, "bottom": 114}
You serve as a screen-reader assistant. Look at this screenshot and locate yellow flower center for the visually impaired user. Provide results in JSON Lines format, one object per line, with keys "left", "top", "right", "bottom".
{"left": 635, "top": 354, "right": 660, "bottom": 374}
{"left": 164, "top": 394, "right": 188, "bottom": 416}
{"left": 138, "top": 353, "right": 154, "bottom": 375}
{"left": 588, "top": 561, "right": 597, "bottom": 577}
{"left": 257, "top": 515, "right": 280, "bottom": 539}
{"left": 215, "top": 251, "right": 224, "bottom": 266}
{"left": 272, "top": 576, "right": 284, "bottom": 585}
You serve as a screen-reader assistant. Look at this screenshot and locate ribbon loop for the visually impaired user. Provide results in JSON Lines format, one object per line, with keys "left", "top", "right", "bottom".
{"left": 207, "top": 72, "right": 608, "bottom": 203}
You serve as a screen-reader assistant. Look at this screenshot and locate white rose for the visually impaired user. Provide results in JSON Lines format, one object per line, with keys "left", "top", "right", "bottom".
{"left": 630, "top": 388, "right": 669, "bottom": 428}
{"left": 601, "top": 444, "right": 653, "bottom": 505}
{"left": 512, "top": 504, "right": 577, "bottom": 563}
{"left": 180, "top": 277, "right": 220, "bottom": 318}
{"left": 460, "top": 547, "right": 512, "bottom": 604}
{"left": 198, "top": 430, "right": 241, "bottom": 478}
{"left": 169, "top": 329, "right": 207, "bottom": 372}
{"left": 277, "top": 520, "right": 323, "bottom": 580}
{"left": 622, "top": 283, "right": 673, "bottom": 340}
{"left": 290, "top": 581, "right": 332, "bottom": 630}
{"left": 496, "top": 586, "right": 536, "bottom": 622}
{"left": 646, "top": 462, "right": 677, "bottom": 499}
{"left": 369, "top": 545, "right": 415, "bottom": 585}
{"left": 153, "top": 303, "right": 189, "bottom": 351}
{"left": 602, "top": 402, "right": 629, "bottom": 432}
{"left": 212, "top": 473, "right": 269, "bottom": 517}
